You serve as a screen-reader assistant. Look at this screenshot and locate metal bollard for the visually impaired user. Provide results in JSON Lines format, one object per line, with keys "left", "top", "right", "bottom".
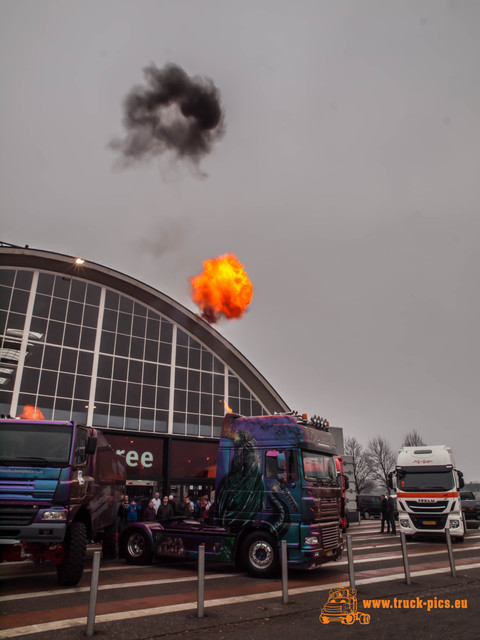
{"left": 346, "top": 534, "right": 355, "bottom": 590}
{"left": 86, "top": 550, "right": 101, "bottom": 637}
{"left": 197, "top": 544, "right": 205, "bottom": 618}
{"left": 445, "top": 529, "right": 456, "bottom": 577}
{"left": 399, "top": 532, "right": 411, "bottom": 585}
{"left": 281, "top": 539, "right": 288, "bottom": 604}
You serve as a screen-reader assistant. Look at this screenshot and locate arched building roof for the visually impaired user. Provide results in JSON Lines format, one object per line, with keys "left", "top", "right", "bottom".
{"left": 0, "top": 243, "right": 289, "bottom": 437}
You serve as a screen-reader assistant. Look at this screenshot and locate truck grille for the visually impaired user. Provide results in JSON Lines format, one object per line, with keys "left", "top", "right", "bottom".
{"left": 0, "top": 479, "right": 56, "bottom": 501}
{"left": 0, "top": 505, "right": 38, "bottom": 526}
{"left": 406, "top": 501, "right": 449, "bottom": 514}
{"left": 321, "top": 523, "right": 340, "bottom": 549}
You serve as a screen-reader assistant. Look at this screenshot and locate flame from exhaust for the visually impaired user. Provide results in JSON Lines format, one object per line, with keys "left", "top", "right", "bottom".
{"left": 190, "top": 254, "right": 252, "bottom": 323}
{"left": 19, "top": 405, "right": 45, "bottom": 420}
{"left": 224, "top": 400, "right": 233, "bottom": 414}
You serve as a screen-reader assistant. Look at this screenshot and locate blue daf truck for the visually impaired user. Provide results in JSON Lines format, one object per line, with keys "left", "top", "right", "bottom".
{"left": 121, "top": 411, "right": 344, "bottom": 577}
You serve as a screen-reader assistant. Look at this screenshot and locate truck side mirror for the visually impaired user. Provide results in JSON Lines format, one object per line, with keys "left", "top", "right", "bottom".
{"left": 457, "top": 470, "right": 465, "bottom": 489}
{"left": 276, "top": 452, "right": 286, "bottom": 471}
{"left": 388, "top": 471, "right": 394, "bottom": 489}
{"left": 86, "top": 437, "right": 97, "bottom": 455}
{"left": 344, "top": 477, "right": 350, "bottom": 490}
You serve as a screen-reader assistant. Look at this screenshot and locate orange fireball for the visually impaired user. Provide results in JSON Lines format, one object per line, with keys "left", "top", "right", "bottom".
{"left": 190, "top": 254, "right": 252, "bottom": 323}
{"left": 19, "top": 405, "right": 45, "bottom": 420}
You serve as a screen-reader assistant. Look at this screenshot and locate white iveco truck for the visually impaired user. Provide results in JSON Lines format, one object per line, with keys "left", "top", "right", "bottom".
{"left": 389, "top": 445, "right": 466, "bottom": 542}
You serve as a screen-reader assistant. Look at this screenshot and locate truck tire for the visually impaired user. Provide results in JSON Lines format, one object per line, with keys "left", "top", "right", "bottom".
{"left": 363, "top": 511, "right": 370, "bottom": 520}
{"left": 242, "top": 531, "right": 279, "bottom": 578}
{"left": 57, "top": 521, "right": 87, "bottom": 586}
{"left": 102, "top": 522, "right": 118, "bottom": 560}
{"left": 122, "top": 529, "right": 153, "bottom": 565}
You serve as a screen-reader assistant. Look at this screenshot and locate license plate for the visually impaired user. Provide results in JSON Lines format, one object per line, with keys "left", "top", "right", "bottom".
{"left": 326, "top": 550, "right": 334, "bottom": 556}
{"left": 423, "top": 520, "right": 436, "bottom": 525}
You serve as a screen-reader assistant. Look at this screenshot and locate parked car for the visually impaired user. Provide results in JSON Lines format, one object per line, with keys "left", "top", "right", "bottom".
{"left": 460, "top": 491, "right": 480, "bottom": 529}
{"left": 356, "top": 494, "right": 382, "bottom": 519}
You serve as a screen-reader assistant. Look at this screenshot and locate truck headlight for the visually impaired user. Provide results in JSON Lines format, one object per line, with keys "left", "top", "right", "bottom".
{"left": 400, "top": 519, "right": 410, "bottom": 528}
{"left": 42, "top": 511, "right": 67, "bottom": 521}
{"left": 304, "top": 536, "right": 319, "bottom": 545}
{"left": 449, "top": 520, "right": 460, "bottom": 529}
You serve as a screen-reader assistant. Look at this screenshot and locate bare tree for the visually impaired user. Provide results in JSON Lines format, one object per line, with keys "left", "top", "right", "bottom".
{"left": 344, "top": 436, "right": 374, "bottom": 494}
{"left": 366, "top": 436, "right": 397, "bottom": 492}
{"left": 402, "top": 429, "right": 426, "bottom": 447}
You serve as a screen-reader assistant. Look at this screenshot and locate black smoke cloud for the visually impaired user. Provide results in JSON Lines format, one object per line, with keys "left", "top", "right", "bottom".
{"left": 110, "top": 63, "right": 225, "bottom": 169}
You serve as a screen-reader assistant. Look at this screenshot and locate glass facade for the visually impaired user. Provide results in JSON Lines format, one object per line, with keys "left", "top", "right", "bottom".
{"left": 0, "top": 268, "right": 268, "bottom": 438}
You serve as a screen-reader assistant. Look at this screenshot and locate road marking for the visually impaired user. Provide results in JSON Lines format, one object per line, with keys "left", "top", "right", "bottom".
{"left": 1, "top": 562, "right": 479, "bottom": 639}
{"left": 0, "top": 573, "right": 234, "bottom": 602}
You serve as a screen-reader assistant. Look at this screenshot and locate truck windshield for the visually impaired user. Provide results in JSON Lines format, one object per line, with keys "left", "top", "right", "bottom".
{"left": 0, "top": 422, "right": 73, "bottom": 467}
{"left": 302, "top": 450, "right": 337, "bottom": 486}
{"left": 398, "top": 470, "right": 455, "bottom": 492}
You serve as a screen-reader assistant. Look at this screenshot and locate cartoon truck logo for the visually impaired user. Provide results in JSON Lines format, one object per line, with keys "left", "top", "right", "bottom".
{"left": 319, "top": 587, "right": 370, "bottom": 625}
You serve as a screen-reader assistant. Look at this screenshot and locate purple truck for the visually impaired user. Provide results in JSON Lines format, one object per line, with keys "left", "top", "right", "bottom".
{"left": 0, "top": 419, "right": 126, "bottom": 586}
{"left": 120, "top": 412, "right": 344, "bottom": 578}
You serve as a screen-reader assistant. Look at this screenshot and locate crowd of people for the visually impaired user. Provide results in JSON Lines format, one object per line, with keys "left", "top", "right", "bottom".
{"left": 119, "top": 492, "right": 213, "bottom": 527}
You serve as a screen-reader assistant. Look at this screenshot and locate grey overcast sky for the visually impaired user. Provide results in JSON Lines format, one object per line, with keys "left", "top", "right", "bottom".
{"left": 1, "top": 1, "right": 479, "bottom": 481}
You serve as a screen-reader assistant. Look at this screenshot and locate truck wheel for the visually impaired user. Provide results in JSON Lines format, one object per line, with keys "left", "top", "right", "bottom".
{"left": 122, "top": 529, "right": 153, "bottom": 565}
{"left": 363, "top": 511, "right": 370, "bottom": 520}
{"left": 102, "top": 523, "right": 118, "bottom": 560}
{"left": 242, "top": 531, "right": 279, "bottom": 578}
{"left": 57, "top": 521, "right": 87, "bottom": 586}
{"left": 342, "top": 612, "right": 355, "bottom": 625}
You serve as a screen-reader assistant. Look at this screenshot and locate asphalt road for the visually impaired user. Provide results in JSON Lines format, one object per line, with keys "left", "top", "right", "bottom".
{"left": 1, "top": 520, "right": 479, "bottom": 640}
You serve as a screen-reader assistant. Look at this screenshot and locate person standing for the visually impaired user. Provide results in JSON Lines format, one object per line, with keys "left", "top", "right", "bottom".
{"left": 387, "top": 493, "right": 396, "bottom": 534}
{"left": 380, "top": 494, "right": 389, "bottom": 533}
{"left": 178, "top": 495, "right": 194, "bottom": 518}
{"left": 126, "top": 499, "right": 139, "bottom": 522}
{"left": 152, "top": 492, "right": 161, "bottom": 514}
{"left": 143, "top": 500, "right": 156, "bottom": 522}
{"left": 157, "top": 496, "right": 174, "bottom": 520}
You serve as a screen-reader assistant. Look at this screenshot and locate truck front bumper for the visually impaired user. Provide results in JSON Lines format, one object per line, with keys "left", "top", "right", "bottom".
{"left": 0, "top": 522, "right": 67, "bottom": 544}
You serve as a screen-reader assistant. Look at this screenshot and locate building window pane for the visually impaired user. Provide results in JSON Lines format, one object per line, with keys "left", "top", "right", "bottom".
{"left": 97, "top": 355, "right": 113, "bottom": 378}
{"left": 157, "top": 365, "right": 170, "bottom": 387}
{"left": 95, "top": 378, "right": 111, "bottom": 403}
{"left": 66, "top": 301, "right": 83, "bottom": 324}
{"left": 53, "top": 277, "right": 71, "bottom": 299}
{"left": 111, "top": 381, "right": 127, "bottom": 404}
{"left": 115, "top": 334, "right": 130, "bottom": 357}
{"left": 46, "top": 320, "right": 64, "bottom": 344}
{"left": 80, "top": 327, "right": 96, "bottom": 351}
{"left": 57, "top": 373, "right": 75, "bottom": 398}
{"left": 85, "top": 285, "right": 101, "bottom": 306}
{"left": 50, "top": 298, "right": 67, "bottom": 321}
{"left": 15, "top": 271, "right": 33, "bottom": 290}
{"left": 100, "top": 331, "right": 115, "bottom": 353}
{"left": 60, "top": 349, "right": 77, "bottom": 373}
{"left": 82, "top": 305, "right": 98, "bottom": 328}
{"left": 69, "top": 280, "right": 86, "bottom": 303}
{"left": 10, "top": 289, "right": 29, "bottom": 314}
{"left": 159, "top": 342, "right": 171, "bottom": 364}
{"left": 77, "top": 351, "right": 93, "bottom": 375}
{"left": 42, "top": 346, "right": 61, "bottom": 371}
{"left": 156, "top": 387, "right": 169, "bottom": 410}
{"left": 146, "top": 318, "right": 159, "bottom": 340}
{"left": 64, "top": 324, "right": 80, "bottom": 348}
{"left": 33, "top": 294, "right": 52, "bottom": 318}
{"left": 113, "top": 357, "right": 128, "bottom": 380}
{"left": 105, "top": 290, "right": 119, "bottom": 310}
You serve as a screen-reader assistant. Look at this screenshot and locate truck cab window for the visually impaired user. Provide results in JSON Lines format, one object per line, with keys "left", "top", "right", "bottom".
{"left": 265, "top": 450, "right": 298, "bottom": 481}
